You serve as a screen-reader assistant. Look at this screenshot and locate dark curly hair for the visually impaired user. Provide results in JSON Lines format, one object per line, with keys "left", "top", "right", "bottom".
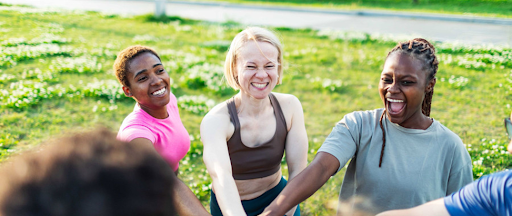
{"left": 114, "top": 45, "right": 161, "bottom": 87}
{"left": 0, "top": 129, "right": 176, "bottom": 216}
{"left": 378, "top": 38, "right": 439, "bottom": 167}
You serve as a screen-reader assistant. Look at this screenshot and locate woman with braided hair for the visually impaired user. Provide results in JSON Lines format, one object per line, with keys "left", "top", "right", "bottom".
{"left": 260, "top": 38, "right": 473, "bottom": 216}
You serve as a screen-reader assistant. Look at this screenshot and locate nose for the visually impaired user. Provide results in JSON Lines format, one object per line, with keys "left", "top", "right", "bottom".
{"left": 387, "top": 81, "right": 400, "bottom": 93}
{"left": 254, "top": 67, "right": 268, "bottom": 78}
{"left": 150, "top": 74, "right": 163, "bottom": 86}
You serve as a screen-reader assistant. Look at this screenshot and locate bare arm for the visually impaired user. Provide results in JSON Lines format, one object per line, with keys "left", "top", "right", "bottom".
{"left": 377, "top": 198, "right": 449, "bottom": 216}
{"left": 132, "top": 138, "right": 210, "bottom": 216}
{"left": 172, "top": 178, "right": 211, "bottom": 216}
{"left": 260, "top": 152, "right": 340, "bottom": 216}
{"left": 201, "top": 111, "right": 247, "bottom": 216}
{"left": 280, "top": 95, "right": 309, "bottom": 216}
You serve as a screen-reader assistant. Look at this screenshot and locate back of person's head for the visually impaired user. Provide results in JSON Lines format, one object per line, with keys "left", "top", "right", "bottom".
{"left": 224, "top": 26, "right": 284, "bottom": 90}
{"left": 0, "top": 129, "right": 176, "bottom": 216}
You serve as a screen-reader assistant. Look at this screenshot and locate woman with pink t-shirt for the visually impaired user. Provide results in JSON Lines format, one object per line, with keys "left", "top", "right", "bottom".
{"left": 114, "top": 45, "right": 209, "bottom": 216}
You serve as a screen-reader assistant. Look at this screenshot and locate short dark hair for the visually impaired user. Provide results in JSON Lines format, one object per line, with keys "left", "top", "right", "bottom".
{"left": 114, "top": 45, "right": 161, "bottom": 87}
{"left": 0, "top": 129, "right": 176, "bottom": 216}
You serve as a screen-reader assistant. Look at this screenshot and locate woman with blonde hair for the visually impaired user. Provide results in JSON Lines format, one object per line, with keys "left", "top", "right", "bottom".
{"left": 201, "top": 27, "right": 308, "bottom": 216}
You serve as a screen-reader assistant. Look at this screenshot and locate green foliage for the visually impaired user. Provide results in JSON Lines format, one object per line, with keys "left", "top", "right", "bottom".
{"left": 135, "top": 14, "right": 197, "bottom": 24}
{"left": 200, "top": 40, "right": 231, "bottom": 51}
{"left": 439, "top": 75, "right": 469, "bottom": 89}
{"left": 207, "top": 0, "right": 512, "bottom": 18}
{"left": 49, "top": 56, "right": 103, "bottom": 74}
{"left": 180, "top": 136, "right": 212, "bottom": 201}
{"left": 468, "top": 138, "right": 512, "bottom": 179}
{"left": 177, "top": 95, "right": 216, "bottom": 115}
{"left": 0, "top": 133, "right": 19, "bottom": 162}
{"left": 1, "top": 5, "right": 511, "bottom": 215}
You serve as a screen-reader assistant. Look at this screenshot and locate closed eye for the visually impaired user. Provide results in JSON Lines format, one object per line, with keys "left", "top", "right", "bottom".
{"left": 381, "top": 77, "right": 392, "bottom": 84}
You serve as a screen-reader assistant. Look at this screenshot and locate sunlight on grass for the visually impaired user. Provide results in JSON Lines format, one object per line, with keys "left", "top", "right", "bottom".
{"left": 0, "top": 5, "right": 511, "bottom": 215}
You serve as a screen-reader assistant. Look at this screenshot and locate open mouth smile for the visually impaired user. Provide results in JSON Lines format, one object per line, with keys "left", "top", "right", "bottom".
{"left": 151, "top": 87, "right": 166, "bottom": 96}
{"left": 251, "top": 82, "right": 269, "bottom": 89}
{"left": 387, "top": 98, "right": 405, "bottom": 114}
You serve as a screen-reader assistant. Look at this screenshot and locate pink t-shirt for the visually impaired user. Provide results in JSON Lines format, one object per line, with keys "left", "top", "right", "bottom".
{"left": 117, "top": 93, "right": 190, "bottom": 172}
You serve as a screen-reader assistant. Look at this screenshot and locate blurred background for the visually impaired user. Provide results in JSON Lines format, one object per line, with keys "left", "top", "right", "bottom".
{"left": 0, "top": 0, "right": 511, "bottom": 215}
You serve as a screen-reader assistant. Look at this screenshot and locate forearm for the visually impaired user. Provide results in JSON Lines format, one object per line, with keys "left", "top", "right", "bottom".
{"left": 377, "top": 198, "right": 449, "bottom": 216}
{"left": 211, "top": 176, "right": 247, "bottom": 216}
{"left": 284, "top": 159, "right": 306, "bottom": 215}
{"left": 172, "top": 179, "right": 210, "bottom": 216}
{"left": 264, "top": 160, "right": 334, "bottom": 215}
{"left": 287, "top": 167, "right": 304, "bottom": 181}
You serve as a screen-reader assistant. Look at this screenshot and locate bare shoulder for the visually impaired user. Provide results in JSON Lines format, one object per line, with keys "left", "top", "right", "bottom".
{"left": 272, "top": 92, "right": 302, "bottom": 110}
{"left": 201, "top": 102, "right": 230, "bottom": 126}
{"left": 272, "top": 93, "right": 304, "bottom": 130}
{"left": 200, "top": 101, "right": 234, "bottom": 141}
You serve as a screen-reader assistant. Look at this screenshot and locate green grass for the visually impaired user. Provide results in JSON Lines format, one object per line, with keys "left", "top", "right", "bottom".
{"left": 0, "top": 5, "right": 511, "bottom": 215}
{"left": 202, "top": 0, "right": 512, "bottom": 18}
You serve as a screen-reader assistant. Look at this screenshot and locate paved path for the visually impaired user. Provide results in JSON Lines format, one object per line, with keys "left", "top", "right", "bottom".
{"left": 2, "top": 0, "right": 512, "bottom": 46}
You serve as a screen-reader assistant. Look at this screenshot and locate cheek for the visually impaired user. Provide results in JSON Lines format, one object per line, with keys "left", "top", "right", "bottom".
{"left": 240, "top": 70, "right": 251, "bottom": 80}
{"left": 268, "top": 68, "right": 279, "bottom": 77}
{"left": 378, "top": 83, "right": 386, "bottom": 95}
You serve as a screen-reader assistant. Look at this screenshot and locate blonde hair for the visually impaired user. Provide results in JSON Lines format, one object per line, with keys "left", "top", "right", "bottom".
{"left": 224, "top": 27, "right": 284, "bottom": 90}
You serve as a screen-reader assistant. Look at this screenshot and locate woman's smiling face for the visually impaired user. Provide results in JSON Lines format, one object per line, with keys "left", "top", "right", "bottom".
{"left": 236, "top": 41, "right": 279, "bottom": 100}
{"left": 379, "top": 52, "right": 435, "bottom": 128}
{"left": 123, "top": 52, "right": 170, "bottom": 114}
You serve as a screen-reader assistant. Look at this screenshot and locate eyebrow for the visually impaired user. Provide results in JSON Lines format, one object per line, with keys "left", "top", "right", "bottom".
{"left": 245, "top": 61, "right": 277, "bottom": 65}
{"left": 381, "top": 72, "right": 417, "bottom": 79}
{"left": 398, "top": 74, "right": 417, "bottom": 79}
{"left": 133, "top": 63, "right": 163, "bottom": 78}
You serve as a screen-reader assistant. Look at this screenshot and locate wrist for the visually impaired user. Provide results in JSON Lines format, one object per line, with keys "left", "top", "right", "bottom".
{"left": 263, "top": 204, "right": 283, "bottom": 216}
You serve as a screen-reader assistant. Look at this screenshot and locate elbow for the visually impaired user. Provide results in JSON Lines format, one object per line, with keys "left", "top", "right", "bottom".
{"left": 202, "top": 154, "right": 218, "bottom": 179}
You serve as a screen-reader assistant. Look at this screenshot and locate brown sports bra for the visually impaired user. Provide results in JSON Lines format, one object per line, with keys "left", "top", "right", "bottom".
{"left": 226, "top": 93, "right": 288, "bottom": 180}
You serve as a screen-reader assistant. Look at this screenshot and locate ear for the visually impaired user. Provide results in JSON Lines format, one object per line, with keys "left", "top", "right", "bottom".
{"left": 122, "top": 86, "right": 133, "bottom": 97}
{"left": 425, "top": 77, "right": 436, "bottom": 93}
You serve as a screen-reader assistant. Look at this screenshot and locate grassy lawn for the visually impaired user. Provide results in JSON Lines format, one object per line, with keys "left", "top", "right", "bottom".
{"left": 0, "top": 5, "right": 511, "bottom": 215}
{"left": 202, "top": 0, "right": 512, "bottom": 18}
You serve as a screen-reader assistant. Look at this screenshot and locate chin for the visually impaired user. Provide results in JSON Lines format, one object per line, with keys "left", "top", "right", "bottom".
{"left": 385, "top": 113, "right": 404, "bottom": 125}
{"left": 155, "top": 98, "right": 170, "bottom": 107}
{"left": 252, "top": 91, "right": 271, "bottom": 99}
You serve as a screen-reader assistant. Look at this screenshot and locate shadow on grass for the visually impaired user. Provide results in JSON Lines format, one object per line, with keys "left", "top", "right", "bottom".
{"left": 135, "top": 14, "right": 198, "bottom": 24}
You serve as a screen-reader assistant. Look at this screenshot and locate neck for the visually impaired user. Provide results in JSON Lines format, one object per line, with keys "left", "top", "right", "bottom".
{"left": 391, "top": 110, "right": 433, "bottom": 130}
{"left": 139, "top": 103, "right": 168, "bottom": 119}
{"left": 235, "top": 92, "right": 271, "bottom": 117}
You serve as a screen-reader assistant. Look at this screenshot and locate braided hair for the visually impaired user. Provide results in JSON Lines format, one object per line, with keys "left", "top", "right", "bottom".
{"left": 378, "top": 38, "right": 439, "bottom": 167}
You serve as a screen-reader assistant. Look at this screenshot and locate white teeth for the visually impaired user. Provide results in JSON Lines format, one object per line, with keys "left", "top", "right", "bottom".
{"left": 252, "top": 83, "right": 267, "bottom": 88}
{"left": 387, "top": 98, "right": 404, "bottom": 103}
{"left": 152, "top": 87, "right": 165, "bottom": 96}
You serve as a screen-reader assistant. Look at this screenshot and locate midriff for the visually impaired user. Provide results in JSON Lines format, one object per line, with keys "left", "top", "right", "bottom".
{"left": 213, "top": 169, "right": 282, "bottom": 200}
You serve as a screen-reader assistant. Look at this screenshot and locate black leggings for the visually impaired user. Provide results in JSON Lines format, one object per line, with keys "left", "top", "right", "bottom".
{"left": 209, "top": 177, "right": 300, "bottom": 216}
